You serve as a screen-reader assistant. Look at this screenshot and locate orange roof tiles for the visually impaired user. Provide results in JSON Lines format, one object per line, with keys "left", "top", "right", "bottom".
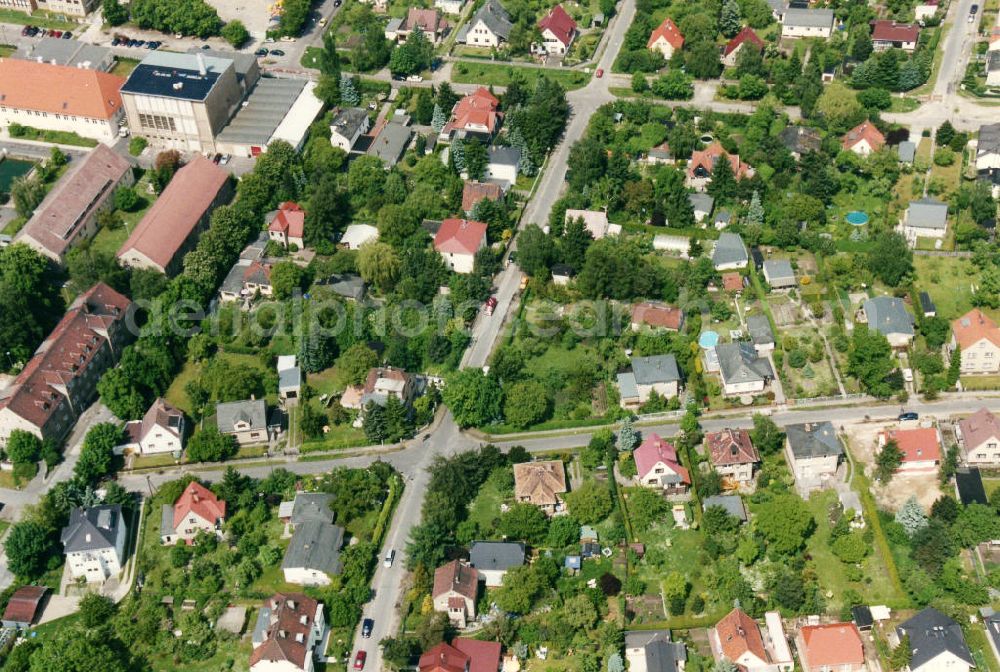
{"left": 173, "top": 481, "right": 226, "bottom": 530}
{"left": 842, "top": 120, "right": 885, "bottom": 152}
{"left": 715, "top": 608, "right": 768, "bottom": 664}
{"left": 432, "top": 560, "right": 478, "bottom": 601}
{"left": 0, "top": 58, "right": 124, "bottom": 120}
{"left": 434, "top": 218, "right": 487, "bottom": 256}
{"left": 462, "top": 181, "right": 503, "bottom": 213}
{"left": 723, "top": 27, "right": 764, "bottom": 58}
{"left": 952, "top": 309, "right": 1000, "bottom": 350}
{"left": 447, "top": 87, "right": 500, "bottom": 134}
{"left": 267, "top": 202, "right": 305, "bottom": 240}
{"left": 881, "top": 427, "right": 941, "bottom": 463}
{"left": 799, "top": 623, "right": 864, "bottom": 668}
{"left": 706, "top": 428, "right": 759, "bottom": 466}
{"left": 722, "top": 272, "right": 744, "bottom": 292}
{"left": 688, "top": 142, "right": 753, "bottom": 179}
{"left": 631, "top": 302, "right": 684, "bottom": 330}
{"left": 647, "top": 17, "right": 684, "bottom": 50}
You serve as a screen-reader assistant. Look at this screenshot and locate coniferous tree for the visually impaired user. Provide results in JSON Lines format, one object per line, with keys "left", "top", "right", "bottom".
{"left": 340, "top": 73, "right": 360, "bottom": 106}
{"left": 431, "top": 104, "right": 446, "bottom": 133}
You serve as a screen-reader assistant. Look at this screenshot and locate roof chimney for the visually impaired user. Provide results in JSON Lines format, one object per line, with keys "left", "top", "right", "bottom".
{"left": 172, "top": 81, "right": 183, "bottom": 91}
{"left": 196, "top": 52, "right": 207, "bottom": 76}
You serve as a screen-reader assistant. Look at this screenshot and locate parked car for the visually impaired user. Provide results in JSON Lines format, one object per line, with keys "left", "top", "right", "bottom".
{"left": 383, "top": 550, "right": 395, "bottom": 568}
{"left": 220, "top": 154, "right": 231, "bottom": 165}
{"left": 354, "top": 652, "right": 367, "bottom": 670}
{"left": 212, "top": 153, "right": 222, "bottom": 164}
{"left": 596, "top": 68, "right": 604, "bottom": 77}
{"left": 20, "top": 26, "right": 30, "bottom": 36}
{"left": 280, "top": 35, "right": 296, "bottom": 42}
{"left": 255, "top": 47, "right": 269, "bottom": 56}
{"left": 62, "top": 31, "right": 72, "bottom": 39}
{"left": 51, "top": 30, "right": 61, "bottom": 38}
{"left": 898, "top": 411, "right": 919, "bottom": 421}
{"left": 361, "top": 618, "right": 374, "bottom": 638}
{"left": 406, "top": 74, "right": 424, "bottom": 82}
{"left": 483, "top": 296, "right": 498, "bottom": 316}
{"left": 270, "top": 49, "right": 285, "bottom": 56}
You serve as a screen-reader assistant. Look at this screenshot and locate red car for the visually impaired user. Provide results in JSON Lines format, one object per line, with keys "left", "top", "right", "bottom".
{"left": 354, "top": 651, "right": 367, "bottom": 670}
{"left": 596, "top": 68, "right": 604, "bottom": 78}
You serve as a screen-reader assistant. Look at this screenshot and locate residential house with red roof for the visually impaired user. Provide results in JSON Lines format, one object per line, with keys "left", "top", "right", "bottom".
{"left": 647, "top": 17, "right": 684, "bottom": 59}
{"left": 118, "top": 155, "right": 232, "bottom": 275}
{"left": 0, "top": 283, "right": 134, "bottom": 448}
{"left": 871, "top": 20, "right": 919, "bottom": 52}
{"left": 951, "top": 309, "right": 1000, "bottom": 374}
{"left": 842, "top": 121, "right": 885, "bottom": 156}
{"left": 1, "top": 586, "right": 47, "bottom": 630}
{"left": 419, "top": 639, "right": 502, "bottom": 672}
{"left": 462, "top": 181, "right": 503, "bottom": 215}
{"left": 796, "top": 622, "right": 866, "bottom": 672}
{"left": 536, "top": 5, "right": 577, "bottom": 55}
{"left": 631, "top": 302, "right": 684, "bottom": 332}
{"left": 0, "top": 59, "right": 126, "bottom": 141}
{"left": 442, "top": 87, "right": 501, "bottom": 140}
{"left": 721, "top": 26, "right": 765, "bottom": 67}
{"left": 396, "top": 7, "right": 448, "bottom": 42}
{"left": 432, "top": 560, "right": 479, "bottom": 628}
{"left": 122, "top": 397, "right": 185, "bottom": 455}
{"left": 161, "top": 481, "right": 226, "bottom": 545}
{"left": 706, "top": 428, "right": 760, "bottom": 484}
{"left": 878, "top": 426, "right": 942, "bottom": 474}
{"left": 19, "top": 144, "right": 134, "bottom": 265}
{"left": 709, "top": 608, "right": 793, "bottom": 671}
{"left": 267, "top": 202, "right": 306, "bottom": 250}
{"left": 633, "top": 433, "right": 690, "bottom": 495}
{"left": 250, "top": 593, "right": 326, "bottom": 672}
{"left": 434, "top": 218, "right": 488, "bottom": 273}
{"left": 687, "top": 142, "right": 754, "bottom": 190}
{"left": 959, "top": 407, "right": 1000, "bottom": 466}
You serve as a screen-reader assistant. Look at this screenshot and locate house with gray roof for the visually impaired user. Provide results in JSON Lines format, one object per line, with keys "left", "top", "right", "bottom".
{"left": 278, "top": 492, "right": 335, "bottom": 531}
{"left": 762, "top": 259, "right": 796, "bottom": 289}
{"left": 457, "top": 0, "right": 513, "bottom": 47}
{"left": 716, "top": 341, "right": 773, "bottom": 396}
{"left": 785, "top": 421, "right": 843, "bottom": 490}
{"left": 469, "top": 540, "right": 525, "bottom": 586}
{"left": 781, "top": 7, "right": 835, "bottom": 38}
{"left": 897, "top": 607, "right": 974, "bottom": 672}
{"left": 862, "top": 296, "right": 915, "bottom": 347}
{"left": 713, "top": 210, "right": 732, "bottom": 230}
{"left": 689, "top": 192, "right": 715, "bottom": 224}
{"left": 318, "top": 273, "right": 366, "bottom": 302}
{"left": 901, "top": 197, "right": 948, "bottom": 245}
{"left": 977, "top": 123, "right": 1000, "bottom": 191}
{"left": 61, "top": 505, "right": 127, "bottom": 582}
{"left": 486, "top": 145, "right": 521, "bottom": 189}
{"left": 779, "top": 125, "right": 821, "bottom": 159}
{"left": 702, "top": 494, "right": 747, "bottom": 522}
{"left": 747, "top": 314, "right": 774, "bottom": 353}
{"left": 216, "top": 399, "right": 269, "bottom": 445}
{"left": 898, "top": 140, "right": 916, "bottom": 164}
{"left": 766, "top": 0, "right": 787, "bottom": 20}
{"left": 330, "top": 107, "right": 370, "bottom": 152}
{"left": 368, "top": 122, "right": 412, "bottom": 167}
{"left": 617, "top": 354, "right": 682, "bottom": 410}
{"left": 625, "top": 631, "right": 687, "bottom": 672}
{"left": 712, "top": 233, "right": 748, "bottom": 270}
{"left": 277, "top": 355, "right": 301, "bottom": 400}
{"left": 282, "top": 520, "right": 345, "bottom": 586}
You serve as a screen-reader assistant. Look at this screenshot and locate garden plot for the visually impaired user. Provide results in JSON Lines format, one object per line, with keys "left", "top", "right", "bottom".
{"left": 770, "top": 299, "right": 801, "bottom": 327}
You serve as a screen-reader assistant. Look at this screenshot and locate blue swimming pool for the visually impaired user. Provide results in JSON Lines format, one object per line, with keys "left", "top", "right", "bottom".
{"left": 846, "top": 211, "right": 869, "bottom": 226}
{"left": 699, "top": 331, "right": 719, "bottom": 349}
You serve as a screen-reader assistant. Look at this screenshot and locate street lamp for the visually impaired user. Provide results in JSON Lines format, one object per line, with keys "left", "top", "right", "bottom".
{"left": 4, "top": 351, "right": 11, "bottom": 369}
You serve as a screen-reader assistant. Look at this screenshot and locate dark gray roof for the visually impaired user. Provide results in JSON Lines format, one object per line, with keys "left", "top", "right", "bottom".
{"left": 488, "top": 145, "right": 521, "bottom": 167}
{"left": 919, "top": 291, "right": 936, "bottom": 314}
{"left": 898, "top": 141, "right": 916, "bottom": 163}
{"left": 216, "top": 77, "right": 306, "bottom": 146}
{"left": 747, "top": 314, "right": 774, "bottom": 345}
{"left": 786, "top": 421, "right": 842, "bottom": 459}
{"left": 216, "top": 399, "right": 267, "bottom": 432}
{"left": 321, "top": 273, "right": 366, "bottom": 301}
{"left": 716, "top": 341, "right": 773, "bottom": 385}
{"left": 469, "top": 540, "right": 525, "bottom": 571}
{"left": 779, "top": 125, "right": 821, "bottom": 155}
{"left": 762, "top": 259, "right": 795, "bottom": 282}
{"left": 121, "top": 52, "right": 230, "bottom": 102}
{"left": 712, "top": 233, "right": 748, "bottom": 267}
{"left": 980, "top": 123, "right": 1000, "bottom": 156}
{"left": 161, "top": 504, "right": 176, "bottom": 537}
{"left": 714, "top": 210, "right": 732, "bottom": 225}
{"left": 987, "top": 613, "right": 1000, "bottom": 657}
{"left": 617, "top": 372, "right": 639, "bottom": 399}
{"left": 469, "top": 0, "right": 513, "bottom": 39}
{"left": 906, "top": 198, "right": 948, "bottom": 230}
{"left": 220, "top": 259, "right": 250, "bottom": 295}
{"left": 625, "top": 631, "right": 686, "bottom": 672}
{"left": 863, "top": 296, "right": 914, "bottom": 337}
{"left": 631, "top": 354, "right": 681, "bottom": 385}
{"left": 368, "top": 122, "right": 413, "bottom": 166}
{"left": 288, "top": 493, "right": 335, "bottom": 526}
{"left": 783, "top": 7, "right": 834, "bottom": 27}
{"left": 331, "top": 108, "right": 370, "bottom": 141}
{"left": 60, "top": 505, "right": 123, "bottom": 553}
{"left": 702, "top": 495, "right": 747, "bottom": 521}
{"left": 989, "top": 50, "right": 1000, "bottom": 73}
{"left": 897, "top": 607, "right": 974, "bottom": 670}
{"left": 281, "top": 520, "right": 344, "bottom": 576}
{"left": 688, "top": 192, "right": 714, "bottom": 215}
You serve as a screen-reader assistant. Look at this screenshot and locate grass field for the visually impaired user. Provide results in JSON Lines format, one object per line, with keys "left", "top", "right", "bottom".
{"left": 110, "top": 57, "right": 140, "bottom": 78}
{"left": 912, "top": 255, "right": 981, "bottom": 320}
{"left": 0, "top": 8, "right": 76, "bottom": 29}
{"left": 889, "top": 96, "right": 921, "bottom": 113}
{"left": 961, "top": 375, "right": 1000, "bottom": 391}
{"left": 466, "top": 474, "right": 506, "bottom": 532}
{"left": 9, "top": 125, "right": 97, "bottom": 147}
{"left": 164, "top": 352, "right": 273, "bottom": 416}
{"left": 451, "top": 61, "right": 590, "bottom": 90}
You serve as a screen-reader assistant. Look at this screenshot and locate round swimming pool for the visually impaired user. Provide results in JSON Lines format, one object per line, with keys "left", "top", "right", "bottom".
{"left": 699, "top": 331, "right": 720, "bottom": 349}
{"left": 845, "top": 211, "right": 869, "bottom": 226}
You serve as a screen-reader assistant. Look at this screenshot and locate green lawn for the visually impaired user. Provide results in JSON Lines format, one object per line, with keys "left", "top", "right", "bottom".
{"left": 110, "top": 57, "right": 140, "bottom": 78}
{"left": 912, "top": 255, "right": 981, "bottom": 320}
{"left": 90, "top": 225, "right": 129, "bottom": 258}
{"left": 9, "top": 125, "right": 97, "bottom": 147}
{"left": 1, "top": 216, "right": 26, "bottom": 236}
{"left": 0, "top": 8, "right": 76, "bottom": 28}
{"left": 299, "top": 423, "right": 369, "bottom": 452}
{"left": 889, "top": 96, "right": 921, "bottom": 113}
{"left": 451, "top": 61, "right": 590, "bottom": 90}
{"left": 164, "top": 352, "right": 273, "bottom": 416}
{"left": 466, "top": 474, "right": 507, "bottom": 532}
{"left": 804, "top": 489, "right": 901, "bottom": 614}
{"left": 961, "top": 375, "right": 1000, "bottom": 391}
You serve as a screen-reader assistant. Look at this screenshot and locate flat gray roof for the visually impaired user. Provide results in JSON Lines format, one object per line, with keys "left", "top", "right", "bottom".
{"left": 217, "top": 77, "right": 306, "bottom": 146}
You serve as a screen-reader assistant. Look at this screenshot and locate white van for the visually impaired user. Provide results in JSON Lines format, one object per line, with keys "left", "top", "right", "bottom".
{"left": 383, "top": 550, "right": 395, "bottom": 568}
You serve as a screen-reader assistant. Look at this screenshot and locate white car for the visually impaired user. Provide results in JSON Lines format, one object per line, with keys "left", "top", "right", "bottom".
{"left": 903, "top": 368, "right": 914, "bottom": 382}
{"left": 383, "top": 550, "right": 395, "bottom": 567}
{"left": 406, "top": 75, "right": 424, "bottom": 82}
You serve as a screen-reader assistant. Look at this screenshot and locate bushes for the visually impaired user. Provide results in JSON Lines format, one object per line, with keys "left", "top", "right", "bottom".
{"left": 130, "top": 0, "right": 223, "bottom": 37}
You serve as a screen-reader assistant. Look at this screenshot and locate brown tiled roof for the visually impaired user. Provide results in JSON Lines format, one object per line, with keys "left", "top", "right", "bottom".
{"left": 419, "top": 640, "right": 501, "bottom": 672}
{"left": 267, "top": 202, "right": 305, "bottom": 240}
{"left": 117, "top": 155, "right": 229, "bottom": 272}
{"left": 881, "top": 427, "right": 941, "bottom": 463}
{"left": 420, "top": 642, "right": 468, "bottom": 672}
{"left": 647, "top": 17, "right": 684, "bottom": 50}
{"left": 842, "top": 121, "right": 885, "bottom": 152}
{"left": 249, "top": 593, "right": 319, "bottom": 669}
{"left": 0, "top": 283, "right": 131, "bottom": 432}
{"left": 715, "top": 608, "right": 768, "bottom": 664}
{"left": 243, "top": 261, "right": 272, "bottom": 286}
{"left": 20, "top": 145, "right": 132, "bottom": 260}
{"left": 513, "top": 460, "right": 566, "bottom": 506}
{"left": 139, "top": 397, "right": 182, "bottom": 443}
{"left": 631, "top": 302, "right": 683, "bottom": 330}
{"left": 462, "top": 181, "right": 502, "bottom": 213}
{"left": 722, "top": 272, "right": 743, "bottom": 292}
{"left": 723, "top": 26, "right": 764, "bottom": 58}
{"left": 871, "top": 20, "right": 919, "bottom": 43}
{"left": 446, "top": 87, "right": 500, "bottom": 134}
{"left": 800, "top": 623, "right": 864, "bottom": 668}
{"left": 362, "top": 366, "right": 410, "bottom": 395}
{"left": 959, "top": 408, "right": 1000, "bottom": 450}
{"left": 2, "top": 586, "right": 47, "bottom": 625}
{"left": 433, "top": 559, "right": 478, "bottom": 601}
{"left": 688, "top": 142, "right": 753, "bottom": 179}
{"left": 0, "top": 58, "right": 124, "bottom": 120}
{"left": 706, "top": 428, "right": 759, "bottom": 466}
{"left": 952, "top": 309, "right": 1000, "bottom": 350}
{"left": 405, "top": 7, "right": 445, "bottom": 32}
